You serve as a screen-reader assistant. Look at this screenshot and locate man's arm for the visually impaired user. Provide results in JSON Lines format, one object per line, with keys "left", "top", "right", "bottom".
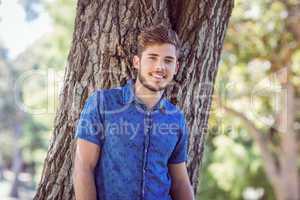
{"left": 73, "top": 139, "right": 100, "bottom": 200}
{"left": 168, "top": 162, "right": 194, "bottom": 200}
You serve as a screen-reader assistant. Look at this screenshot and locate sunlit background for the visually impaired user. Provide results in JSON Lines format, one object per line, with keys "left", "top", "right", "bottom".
{"left": 0, "top": 0, "right": 299, "bottom": 199}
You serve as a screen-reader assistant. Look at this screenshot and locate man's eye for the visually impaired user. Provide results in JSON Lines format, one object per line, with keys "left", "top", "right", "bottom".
{"left": 149, "top": 57, "right": 156, "bottom": 60}
{"left": 165, "top": 60, "right": 173, "bottom": 64}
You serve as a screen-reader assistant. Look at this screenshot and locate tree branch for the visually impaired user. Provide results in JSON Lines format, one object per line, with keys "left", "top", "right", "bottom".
{"left": 215, "top": 97, "right": 282, "bottom": 187}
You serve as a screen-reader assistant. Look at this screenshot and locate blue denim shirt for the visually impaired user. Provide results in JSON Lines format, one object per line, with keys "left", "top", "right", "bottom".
{"left": 75, "top": 79, "right": 189, "bottom": 200}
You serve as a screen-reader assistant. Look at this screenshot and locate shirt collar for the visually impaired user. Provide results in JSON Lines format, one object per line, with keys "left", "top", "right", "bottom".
{"left": 122, "top": 79, "right": 167, "bottom": 111}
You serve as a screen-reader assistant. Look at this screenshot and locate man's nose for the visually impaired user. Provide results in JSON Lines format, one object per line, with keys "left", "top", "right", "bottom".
{"left": 154, "top": 59, "right": 165, "bottom": 71}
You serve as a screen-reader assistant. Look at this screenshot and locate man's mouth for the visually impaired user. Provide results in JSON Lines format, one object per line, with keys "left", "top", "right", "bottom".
{"left": 150, "top": 72, "right": 166, "bottom": 80}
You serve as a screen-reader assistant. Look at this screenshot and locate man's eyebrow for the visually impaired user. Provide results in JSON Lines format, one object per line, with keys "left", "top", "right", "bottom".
{"left": 165, "top": 56, "right": 175, "bottom": 60}
{"left": 147, "top": 53, "right": 175, "bottom": 60}
{"left": 147, "top": 53, "right": 159, "bottom": 57}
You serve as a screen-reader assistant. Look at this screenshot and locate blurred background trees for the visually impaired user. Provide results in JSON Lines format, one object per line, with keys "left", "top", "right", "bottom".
{"left": 199, "top": 0, "right": 300, "bottom": 199}
{"left": 0, "top": 0, "right": 299, "bottom": 199}
{"left": 0, "top": 0, "right": 75, "bottom": 198}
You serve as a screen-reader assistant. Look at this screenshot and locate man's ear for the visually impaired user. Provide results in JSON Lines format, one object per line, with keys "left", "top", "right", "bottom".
{"left": 133, "top": 55, "right": 140, "bottom": 70}
{"left": 175, "top": 62, "right": 179, "bottom": 74}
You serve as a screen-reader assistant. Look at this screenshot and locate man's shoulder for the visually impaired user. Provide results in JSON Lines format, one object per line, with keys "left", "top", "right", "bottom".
{"left": 90, "top": 84, "right": 125, "bottom": 108}
{"left": 162, "top": 99, "right": 185, "bottom": 117}
{"left": 93, "top": 84, "right": 124, "bottom": 97}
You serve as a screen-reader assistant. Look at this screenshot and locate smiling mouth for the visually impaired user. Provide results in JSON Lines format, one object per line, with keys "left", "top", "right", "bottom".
{"left": 150, "top": 72, "right": 166, "bottom": 80}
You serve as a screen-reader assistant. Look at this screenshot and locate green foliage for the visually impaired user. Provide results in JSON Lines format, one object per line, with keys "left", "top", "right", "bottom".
{"left": 199, "top": 116, "right": 275, "bottom": 199}
{"left": 42, "top": 0, "right": 76, "bottom": 69}
{"left": 0, "top": 0, "right": 76, "bottom": 189}
{"left": 199, "top": 0, "right": 299, "bottom": 199}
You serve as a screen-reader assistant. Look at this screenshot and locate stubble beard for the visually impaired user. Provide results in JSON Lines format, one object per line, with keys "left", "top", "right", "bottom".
{"left": 137, "top": 66, "right": 166, "bottom": 92}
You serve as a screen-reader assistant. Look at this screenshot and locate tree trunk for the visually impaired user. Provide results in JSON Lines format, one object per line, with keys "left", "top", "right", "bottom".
{"left": 34, "top": 0, "right": 233, "bottom": 199}
{"left": 9, "top": 147, "right": 23, "bottom": 198}
{"left": 0, "top": 153, "right": 4, "bottom": 180}
{"left": 9, "top": 115, "right": 24, "bottom": 198}
{"left": 276, "top": 74, "right": 299, "bottom": 200}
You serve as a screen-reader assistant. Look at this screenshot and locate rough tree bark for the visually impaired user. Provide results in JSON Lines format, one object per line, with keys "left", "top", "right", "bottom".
{"left": 34, "top": 0, "right": 234, "bottom": 199}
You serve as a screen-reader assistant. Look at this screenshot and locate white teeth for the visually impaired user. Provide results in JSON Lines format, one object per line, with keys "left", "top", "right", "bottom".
{"left": 152, "top": 73, "right": 164, "bottom": 79}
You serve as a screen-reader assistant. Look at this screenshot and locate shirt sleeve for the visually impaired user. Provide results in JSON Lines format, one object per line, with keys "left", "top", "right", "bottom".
{"left": 75, "top": 91, "right": 105, "bottom": 147}
{"left": 168, "top": 113, "right": 189, "bottom": 164}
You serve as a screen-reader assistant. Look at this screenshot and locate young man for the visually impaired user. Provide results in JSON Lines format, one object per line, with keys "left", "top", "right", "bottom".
{"left": 73, "top": 24, "right": 194, "bottom": 200}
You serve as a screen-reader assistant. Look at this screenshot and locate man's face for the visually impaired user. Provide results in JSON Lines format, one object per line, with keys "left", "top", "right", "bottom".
{"left": 133, "top": 43, "right": 178, "bottom": 92}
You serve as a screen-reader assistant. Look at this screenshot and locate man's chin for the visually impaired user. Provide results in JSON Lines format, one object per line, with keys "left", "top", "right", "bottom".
{"left": 137, "top": 74, "right": 168, "bottom": 92}
{"left": 144, "top": 82, "right": 166, "bottom": 92}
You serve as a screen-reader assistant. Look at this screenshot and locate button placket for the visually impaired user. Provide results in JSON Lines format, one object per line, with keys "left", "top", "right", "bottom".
{"left": 141, "top": 111, "right": 152, "bottom": 199}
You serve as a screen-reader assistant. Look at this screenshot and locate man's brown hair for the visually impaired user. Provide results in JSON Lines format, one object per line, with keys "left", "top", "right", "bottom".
{"left": 137, "top": 24, "right": 181, "bottom": 58}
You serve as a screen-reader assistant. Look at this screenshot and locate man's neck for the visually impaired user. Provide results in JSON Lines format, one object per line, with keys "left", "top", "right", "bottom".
{"left": 134, "top": 79, "right": 164, "bottom": 110}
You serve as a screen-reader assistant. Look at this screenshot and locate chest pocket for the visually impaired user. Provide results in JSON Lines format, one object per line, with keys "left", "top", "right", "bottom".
{"left": 103, "top": 115, "right": 144, "bottom": 154}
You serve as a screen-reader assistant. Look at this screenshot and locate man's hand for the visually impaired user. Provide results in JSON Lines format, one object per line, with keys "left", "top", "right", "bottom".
{"left": 168, "top": 162, "right": 194, "bottom": 200}
{"left": 73, "top": 139, "right": 100, "bottom": 200}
